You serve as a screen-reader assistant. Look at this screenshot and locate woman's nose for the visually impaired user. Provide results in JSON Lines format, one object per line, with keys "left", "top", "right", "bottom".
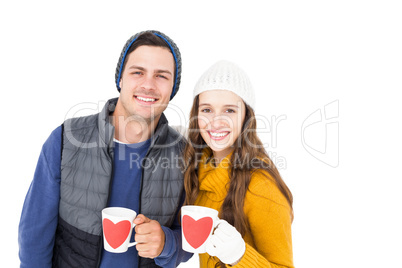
{"left": 211, "top": 115, "right": 230, "bottom": 129}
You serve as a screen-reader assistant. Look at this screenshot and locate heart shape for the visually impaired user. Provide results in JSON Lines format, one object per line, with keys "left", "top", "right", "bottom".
{"left": 182, "top": 215, "right": 213, "bottom": 249}
{"left": 103, "top": 219, "right": 131, "bottom": 249}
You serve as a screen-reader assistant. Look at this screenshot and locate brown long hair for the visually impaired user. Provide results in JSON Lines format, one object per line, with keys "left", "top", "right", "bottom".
{"left": 183, "top": 96, "right": 293, "bottom": 266}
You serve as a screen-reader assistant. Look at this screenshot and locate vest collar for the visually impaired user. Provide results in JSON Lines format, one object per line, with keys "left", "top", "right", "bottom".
{"left": 98, "top": 98, "right": 170, "bottom": 150}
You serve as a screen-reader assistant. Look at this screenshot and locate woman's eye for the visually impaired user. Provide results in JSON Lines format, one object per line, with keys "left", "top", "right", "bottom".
{"left": 226, "top": 109, "right": 235, "bottom": 113}
{"left": 200, "top": 108, "right": 211, "bottom": 113}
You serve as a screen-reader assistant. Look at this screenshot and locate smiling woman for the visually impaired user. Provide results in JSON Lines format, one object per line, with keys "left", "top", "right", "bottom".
{"left": 183, "top": 60, "right": 294, "bottom": 268}
{"left": 197, "top": 90, "right": 246, "bottom": 162}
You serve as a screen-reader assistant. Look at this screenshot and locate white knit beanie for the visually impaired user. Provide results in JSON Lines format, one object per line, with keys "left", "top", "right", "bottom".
{"left": 193, "top": 60, "right": 255, "bottom": 110}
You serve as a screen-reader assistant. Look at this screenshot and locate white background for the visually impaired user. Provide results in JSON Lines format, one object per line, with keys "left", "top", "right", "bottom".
{"left": 1, "top": 0, "right": 401, "bottom": 267}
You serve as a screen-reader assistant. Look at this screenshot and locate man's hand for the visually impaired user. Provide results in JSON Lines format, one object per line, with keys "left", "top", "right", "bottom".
{"left": 134, "top": 214, "right": 165, "bottom": 258}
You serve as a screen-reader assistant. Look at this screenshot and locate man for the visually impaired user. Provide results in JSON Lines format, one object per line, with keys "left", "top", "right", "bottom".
{"left": 19, "top": 30, "right": 192, "bottom": 267}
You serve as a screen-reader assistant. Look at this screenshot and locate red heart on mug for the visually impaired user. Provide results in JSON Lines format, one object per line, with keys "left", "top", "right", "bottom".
{"left": 103, "top": 219, "right": 131, "bottom": 249}
{"left": 182, "top": 215, "right": 213, "bottom": 249}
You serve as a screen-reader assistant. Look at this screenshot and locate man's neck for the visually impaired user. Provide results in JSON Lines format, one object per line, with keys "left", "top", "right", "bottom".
{"left": 112, "top": 113, "right": 160, "bottom": 144}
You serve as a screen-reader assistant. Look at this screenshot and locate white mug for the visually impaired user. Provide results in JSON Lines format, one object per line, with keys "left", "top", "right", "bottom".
{"left": 181, "top": 205, "right": 223, "bottom": 253}
{"left": 102, "top": 207, "right": 137, "bottom": 253}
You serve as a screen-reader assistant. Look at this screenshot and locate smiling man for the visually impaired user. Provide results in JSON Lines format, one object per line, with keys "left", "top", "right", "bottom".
{"left": 114, "top": 44, "right": 175, "bottom": 143}
{"left": 18, "top": 30, "right": 192, "bottom": 268}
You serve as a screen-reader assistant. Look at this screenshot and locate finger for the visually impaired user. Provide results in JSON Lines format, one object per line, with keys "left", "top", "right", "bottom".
{"left": 211, "top": 232, "right": 225, "bottom": 247}
{"left": 137, "top": 248, "right": 158, "bottom": 259}
{"left": 134, "top": 232, "right": 159, "bottom": 244}
{"left": 205, "top": 236, "right": 223, "bottom": 257}
{"left": 135, "top": 239, "right": 148, "bottom": 250}
{"left": 134, "top": 215, "right": 152, "bottom": 233}
{"left": 134, "top": 214, "right": 150, "bottom": 224}
{"left": 136, "top": 243, "right": 152, "bottom": 258}
{"left": 135, "top": 222, "right": 155, "bottom": 235}
{"left": 135, "top": 235, "right": 164, "bottom": 258}
{"left": 137, "top": 219, "right": 164, "bottom": 235}
{"left": 205, "top": 240, "right": 216, "bottom": 256}
{"left": 134, "top": 233, "right": 148, "bottom": 244}
{"left": 212, "top": 228, "right": 227, "bottom": 242}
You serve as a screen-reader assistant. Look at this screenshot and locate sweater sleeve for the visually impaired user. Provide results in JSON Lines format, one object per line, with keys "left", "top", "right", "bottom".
{"left": 233, "top": 174, "right": 294, "bottom": 268}
{"left": 18, "top": 126, "right": 62, "bottom": 268}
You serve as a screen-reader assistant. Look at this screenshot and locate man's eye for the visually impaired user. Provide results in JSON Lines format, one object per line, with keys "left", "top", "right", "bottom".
{"left": 157, "top": 75, "right": 168, "bottom": 79}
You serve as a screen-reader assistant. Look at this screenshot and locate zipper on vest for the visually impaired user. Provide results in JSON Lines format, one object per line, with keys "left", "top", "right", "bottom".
{"left": 139, "top": 135, "right": 159, "bottom": 215}
{"left": 96, "top": 149, "right": 115, "bottom": 267}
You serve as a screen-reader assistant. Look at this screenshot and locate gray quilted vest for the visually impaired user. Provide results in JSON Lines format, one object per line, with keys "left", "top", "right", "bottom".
{"left": 52, "top": 98, "right": 185, "bottom": 267}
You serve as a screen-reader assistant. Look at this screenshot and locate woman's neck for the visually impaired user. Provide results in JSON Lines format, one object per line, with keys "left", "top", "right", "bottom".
{"left": 212, "top": 147, "right": 234, "bottom": 165}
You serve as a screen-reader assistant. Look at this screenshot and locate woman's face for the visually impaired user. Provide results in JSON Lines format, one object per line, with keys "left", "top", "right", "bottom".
{"left": 197, "top": 90, "right": 246, "bottom": 161}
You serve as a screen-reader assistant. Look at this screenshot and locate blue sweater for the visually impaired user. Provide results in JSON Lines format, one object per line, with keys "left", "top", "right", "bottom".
{"left": 19, "top": 126, "right": 192, "bottom": 267}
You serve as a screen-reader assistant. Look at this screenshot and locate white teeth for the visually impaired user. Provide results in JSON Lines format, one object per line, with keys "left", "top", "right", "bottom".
{"left": 209, "top": 131, "right": 229, "bottom": 137}
{"left": 137, "top": 96, "right": 156, "bottom": 102}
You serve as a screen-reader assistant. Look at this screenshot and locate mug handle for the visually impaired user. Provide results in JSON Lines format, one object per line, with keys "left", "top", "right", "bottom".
{"left": 128, "top": 222, "right": 138, "bottom": 247}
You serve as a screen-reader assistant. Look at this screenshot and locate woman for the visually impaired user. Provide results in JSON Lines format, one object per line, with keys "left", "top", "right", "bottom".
{"left": 183, "top": 60, "right": 294, "bottom": 267}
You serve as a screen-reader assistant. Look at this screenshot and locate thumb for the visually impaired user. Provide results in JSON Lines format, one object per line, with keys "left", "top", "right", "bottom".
{"left": 134, "top": 214, "right": 150, "bottom": 224}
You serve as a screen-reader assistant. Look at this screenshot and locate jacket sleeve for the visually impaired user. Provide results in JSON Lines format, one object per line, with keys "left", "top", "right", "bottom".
{"left": 18, "top": 126, "right": 62, "bottom": 268}
{"left": 232, "top": 174, "right": 294, "bottom": 268}
{"left": 154, "top": 194, "right": 193, "bottom": 267}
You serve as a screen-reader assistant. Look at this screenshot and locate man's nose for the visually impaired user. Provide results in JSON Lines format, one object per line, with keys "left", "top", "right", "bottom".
{"left": 140, "top": 74, "right": 156, "bottom": 90}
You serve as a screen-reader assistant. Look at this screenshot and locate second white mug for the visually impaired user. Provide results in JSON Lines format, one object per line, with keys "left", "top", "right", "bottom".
{"left": 181, "top": 205, "right": 222, "bottom": 253}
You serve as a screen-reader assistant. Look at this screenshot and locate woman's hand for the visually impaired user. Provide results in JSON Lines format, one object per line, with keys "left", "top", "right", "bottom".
{"left": 205, "top": 220, "right": 246, "bottom": 265}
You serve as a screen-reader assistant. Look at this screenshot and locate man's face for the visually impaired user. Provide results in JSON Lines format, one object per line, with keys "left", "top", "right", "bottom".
{"left": 117, "top": 45, "right": 174, "bottom": 123}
